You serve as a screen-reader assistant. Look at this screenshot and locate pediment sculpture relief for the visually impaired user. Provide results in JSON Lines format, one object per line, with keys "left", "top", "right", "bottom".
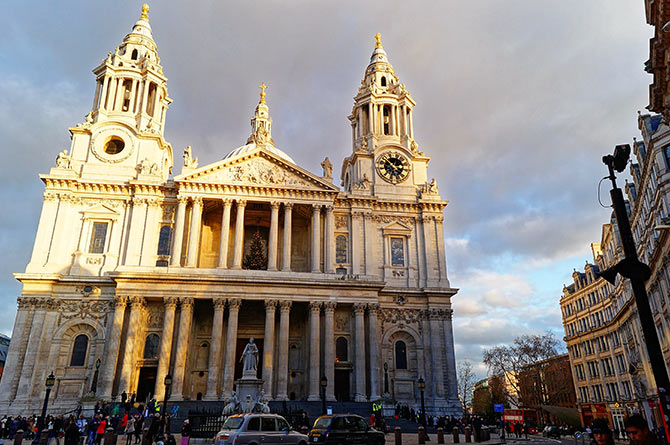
{"left": 207, "top": 159, "right": 310, "bottom": 187}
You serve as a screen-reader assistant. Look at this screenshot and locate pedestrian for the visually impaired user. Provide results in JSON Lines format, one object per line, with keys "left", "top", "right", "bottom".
{"left": 64, "top": 420, "right": 80, "bottom": 445}
{"left": 95, "top": 417, "right": 107, "bottom": 445}
{"left": 180, "top": 419, "right": 191, "bottom": 445}
{"left": 590, "top": 418, "right": 614, "bottom": 445}
{"left": 125, "top": 416, "right": 136, "bottom": 445}
{"left": 624, "top": 414, "right": 664, "bottom": 445}
{"left": 121, "top": 391, "right": 128, "bottom": 404}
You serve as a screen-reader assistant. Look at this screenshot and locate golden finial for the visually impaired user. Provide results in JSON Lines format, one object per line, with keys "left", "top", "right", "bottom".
{"left": 375, "top": 33, "right": 382, "bottom": 49}
{"left": 140, "top": 4, "right": 149, "bottom": 20}
{"left": 259, "top": 82, "right": 267, "bottom": 104}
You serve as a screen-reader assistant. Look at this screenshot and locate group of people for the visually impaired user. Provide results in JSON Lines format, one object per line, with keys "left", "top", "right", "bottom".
{"left": 590, "top": 415, "right": 666, "bottom": 445}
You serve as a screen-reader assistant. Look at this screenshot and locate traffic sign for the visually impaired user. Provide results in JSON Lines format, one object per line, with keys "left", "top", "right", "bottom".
{"left": 494, "top": 404, "right": 505, "bottom": 413}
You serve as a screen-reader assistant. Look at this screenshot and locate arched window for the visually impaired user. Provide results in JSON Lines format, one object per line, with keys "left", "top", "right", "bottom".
{"left": 336, "top": 235, "right": 348, "bottom": 264}
{"left": 395, "top": 340, "right": 408, "bottom": 370}
{"left": 131, "top": 49, "right": 138, "bottom": 60}
{"left": 381, "top": 76, "right": 387, "bottom": 87}
{"left": 143, "top": 333, "right": 160, "bottom": 359}
{"left": 157, "top": 225, "right": 172, "bottom": 256}
{"left": 70, "top": 334, "right": 89, "bottom": 366}
{"left": 336, "top": 337, "right": 348, "bottom": 362}
{"left": 383, "top": 106, "right": 391, "bottom": 135}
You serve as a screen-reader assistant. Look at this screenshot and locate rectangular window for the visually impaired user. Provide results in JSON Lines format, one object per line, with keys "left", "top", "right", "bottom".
{"left": 390, "top": 237, "right": 405, "bottom": 266}
{"left": 88, "top": 222, "right": 109, "bottom": 254}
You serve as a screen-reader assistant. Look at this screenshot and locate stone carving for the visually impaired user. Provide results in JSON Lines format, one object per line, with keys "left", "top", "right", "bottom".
{"left": 137, "top": 158, "right": 159, "bottom": 175}
{"left": 86, "top": 257, "right": 103, "bottom": 265}
{"left": 56, "top": 149, "right": 72, "bottom": 169}
{"left": 335, "top": 215, "right": 348, "bottom": 230}
{"left": 380, "top": 308, "right": 426, "bottom": 326}
{"left": 219, "top": 159, "right": 310, "bottom": 187}
{"left": 253, "top": 389, "right": 271, "bottom": 414}
{"left": 352, "top": 173, "right": 371, "bottom": 191}
{"left": 335, "top": 314, "right": 349, "bottom": 331}
{"left": 240, "top": 338, "right": 259, "bottom": 378}
{"left": 76, "top": 285, "right": 102, "bottom": 297}
{"left": 410, "top": 140, "right": 419, "bottom": 152}
{"left": 60, "top": 300, "right": 113, "bottom": 321}
{"left": 222, "top": 392, "right": 241, "bottom": 415}
{"left": 162, "top": 206, "right": 176, "bottom": 221}
{"left": 184, "top": 146, "right": 198, "bottom": 168}
{"left": 371, "top": 215, "right": 415, "bottom": 226}
{"left": 323, "top": 301, "right": 337, "bottom": 313}
{"left": 320, "top": 157, "right": 333, "bottom": 179}
{"left": 392, "top": 270, "right": 405, "bottom": 277}
{"left": 360, "top": 137, "right": 368, "bottom": 151}
{"left": 146, "top": 307, "right": 164, "bottom": 328}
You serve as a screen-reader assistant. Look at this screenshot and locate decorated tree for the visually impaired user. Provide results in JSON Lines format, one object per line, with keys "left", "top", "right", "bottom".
{"left": 243, "top": 229, "right": 267, "bottom": 270}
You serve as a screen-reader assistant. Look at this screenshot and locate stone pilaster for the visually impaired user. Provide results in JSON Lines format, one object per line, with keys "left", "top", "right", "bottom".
{"left": 262, "top": 299, "right": 278, "bottom": 396}
{"left": 15, "top": 303, "right": 47, "bottom": 401}
{"left": 325, "top": 205, "right": 335, "bottom": 273}
{"left": 26, "top": 193, "right": 59, "bottom": 271}
{"left": 154, "top": 297, "right": 178, "bottom": 400}
{"left": 368, "top": 303, "right": 382, "bottom": 400}
{"left": 0, "top": 298, "right": 34, "bottom": 407}
{"left": 351, "top": 212, "right": 362, "bottom": 274}
{"left": 222, "top": 298, "right": 242, "bottom": 396}
{"left": 307, "top": 301, "right": 322, "bottom": 401}
{"left": 311, "top": 205, "right": 322, "bottom": 273}
{"left": 171, "top": 297, "right": 194, "bottom": 400}
{"left": 140, "top": 199, "right": 161, "bottom": 266}
{"left": 428, "top": 309, "right": 445, "bottom": 398}
{"left": 186, "top": 197, "right": 203, "bottom": 267}
{"left": 170, "top": 196, "right": 188, "bottom": 266}
{"left": 125, "top": 198, "right": 148, "bottom": 266}
{"left": 267, "top": 202, "right": 280, "bottom": 270}
{"left": 232, "top": 200, "right": 247, "bottom": 269}
{"left": 275, "top": 300, "right": 292, "bottom": 400}
{"left": 442, "top": 308, "right": 459, "bottom": 405}
{"left": 353, "top": 303, "right": 367, "bottom": 402}
{"left": 282, "top": 203, "right": 293, "bottom": 271}
{"left": 323, "top": 301, "right": 336, "bottom": 401}
{"left": 118, "top": 296, "right": 146, "bottom": 395}
{"left": 218, "top": 199, "right": 233, "bottom": 268}
{"left": 99, "top": 297, "right": 127, "bottom": 399}
{"left": 205, "top": 298, "right": 227, "bottom": 400}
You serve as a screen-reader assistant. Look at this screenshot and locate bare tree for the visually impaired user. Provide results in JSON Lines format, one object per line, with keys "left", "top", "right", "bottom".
{"left": 457, "top": 361, "right": 476, "bottom": 415}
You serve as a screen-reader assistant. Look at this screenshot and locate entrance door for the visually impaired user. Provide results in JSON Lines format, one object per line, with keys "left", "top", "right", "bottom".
{"left": 136, "top": 366, "right": 157, "bottom": 403}
{"left": 335, "top": 369, "right": 350, "bottom": 401}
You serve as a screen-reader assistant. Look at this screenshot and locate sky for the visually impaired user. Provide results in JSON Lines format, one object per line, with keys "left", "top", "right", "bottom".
{"left": 0, "top": 1, "right": 654, "bottom": 378}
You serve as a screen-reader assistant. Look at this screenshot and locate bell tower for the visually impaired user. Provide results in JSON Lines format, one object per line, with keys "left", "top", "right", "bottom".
{"left": 57, "top": 4, "right": 173, "bottom": 182}
{"left": 341, "top": 34, "right": 431, "bottom": 200}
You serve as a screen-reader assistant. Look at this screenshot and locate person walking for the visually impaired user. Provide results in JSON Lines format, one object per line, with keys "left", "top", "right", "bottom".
{"left": 64, "top": 419, "right": 81, "bottom": 445}
{"left": 180, "top": 420, "right": 191, "bottom": 445}
{"left": 125, "top": 416, "right": 136, "bottom": 445}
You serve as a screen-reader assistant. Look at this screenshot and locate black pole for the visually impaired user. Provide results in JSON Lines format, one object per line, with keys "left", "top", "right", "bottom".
{"left": 322, "top": 384, "right": 326, "bottom": 415}
{"left": 603, "top": 153, "right": 670, "bottom": 439}
{"left": 35, "top": 387, "right": 51, "bottom": 444}
{"left": 162, "top": 385, "right": 170, "bottom": 434}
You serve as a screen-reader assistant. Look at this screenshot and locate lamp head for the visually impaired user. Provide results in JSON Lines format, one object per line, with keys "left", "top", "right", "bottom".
{"left": 46, "top": 372, "right": 56, "bottom": 388}
{"left": 164, "top": 374, "right": 173, "bottom": 387}
{"left": 417, "top": 377, "right": 425, "bottom": 389}
{"left": 320, "top": 376, "right": 328, "bottom": 387}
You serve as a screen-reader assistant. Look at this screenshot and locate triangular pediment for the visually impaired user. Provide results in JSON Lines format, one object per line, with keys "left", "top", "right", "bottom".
{"left": 81, "top": 204, "right": 120, "bottom": 219}
{"left": 174, "top": 147, "right": 339, "bottom": 191}
{"left": 381, "top": 220, "right": 413, "bottom": 235}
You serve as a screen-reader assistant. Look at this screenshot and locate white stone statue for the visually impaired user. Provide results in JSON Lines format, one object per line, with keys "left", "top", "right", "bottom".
{"left": 320, "top": 157, "right": 333, "bottom": 179}
{"left": 240, "top": 337, "right": 259, "bottom": 378}
{"left": 56, "top": 149, "right": 71, "bottom": 169}
{"left": 222, "top": 391, "right": 241, "bottom": 415}
{"left": 183, "top": 146, "right": 198, "bottom": 168}
{"left": 253, "top": 389, "right": 271, "bottom": 414}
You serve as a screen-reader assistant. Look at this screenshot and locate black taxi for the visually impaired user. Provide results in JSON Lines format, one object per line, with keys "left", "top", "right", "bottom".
{"left": 308, "top": 414, "right": 385, "bottom": 445}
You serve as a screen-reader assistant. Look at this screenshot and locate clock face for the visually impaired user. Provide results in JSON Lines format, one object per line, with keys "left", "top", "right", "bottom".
{"left": 376, "top": 152, "right": 410, "bottom": 184}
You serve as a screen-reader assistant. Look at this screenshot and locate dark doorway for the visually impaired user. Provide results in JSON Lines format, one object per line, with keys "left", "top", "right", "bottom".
{"left": 334, "top": 369, "right": 350, "bottom": 401}
{"left": 136, "top": 366, "right": 157, "bottom": 403}
{"left": 234, "top": 338, "right": 264, "bottom": 380}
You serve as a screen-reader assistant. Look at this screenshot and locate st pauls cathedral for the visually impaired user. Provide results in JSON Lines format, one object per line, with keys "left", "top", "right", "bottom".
{"left": 0, "top": 5, "right": 460, "bottom": 415}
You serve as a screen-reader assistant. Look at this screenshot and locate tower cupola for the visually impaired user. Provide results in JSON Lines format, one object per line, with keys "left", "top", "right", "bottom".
{"left": 247, "top": 83, "right": 275, "bottom": 146}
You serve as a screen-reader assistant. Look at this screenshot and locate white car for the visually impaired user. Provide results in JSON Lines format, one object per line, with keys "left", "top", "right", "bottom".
{"left": 214, "top": 414, "right": 309, "bottom": 445}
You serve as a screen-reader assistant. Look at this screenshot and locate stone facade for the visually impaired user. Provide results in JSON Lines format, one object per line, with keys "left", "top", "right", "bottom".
{"left": 0, "top": 7, "right": 460, "bottom": 415}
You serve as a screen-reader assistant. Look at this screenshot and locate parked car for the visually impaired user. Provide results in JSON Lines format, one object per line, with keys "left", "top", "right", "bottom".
{"left": 308, "top": 414, "right": 385, "bottom": 445}
{"left": 213, "top": 414, "right": 309, "bottom": 445}
{"left": 542, "top": 426, "right": 561, "bottom": 439}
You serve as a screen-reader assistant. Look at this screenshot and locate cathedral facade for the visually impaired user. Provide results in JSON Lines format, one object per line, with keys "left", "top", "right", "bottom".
{"left": 0, "top": 6, "right": 460, "bottom": 415}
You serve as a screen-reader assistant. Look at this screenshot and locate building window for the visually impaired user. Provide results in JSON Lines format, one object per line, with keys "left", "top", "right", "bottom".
{"left": 70, "top": 334, "right": 89, "bottom": 367}
{"left": 391, "top": 237, "right": 405, "bottom": 266}
{"left": 157, "top": 225, "right": 172, "bottom": 256}
{"left": 395, "top": 340, "right": 408, "bottom": 370}
{"left": 103, "top": 137, "right": 125, "bottom": 155}
{"left": 88, "top": 222, "right": 109, "bottom": 254}
{"left": 665, "top": 146, "right": 670, "bottom": 170}
{"left": 336, "top": 337, "right": 348, "bottom": 362}
{"left": 336, "top": 235, "right": 348, "bottom": 264}
{"left": 143, "top": 333, "right": 160, "bottom": 359}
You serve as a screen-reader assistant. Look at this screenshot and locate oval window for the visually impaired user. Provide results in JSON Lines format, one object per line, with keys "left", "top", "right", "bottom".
{"left": 104, "top": 137, "right": 125, "bottom": 155}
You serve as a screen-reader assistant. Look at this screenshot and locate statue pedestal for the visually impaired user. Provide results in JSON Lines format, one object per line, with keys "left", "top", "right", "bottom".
{"left": 235, "top": 378, "right": 263, "bottom": 413}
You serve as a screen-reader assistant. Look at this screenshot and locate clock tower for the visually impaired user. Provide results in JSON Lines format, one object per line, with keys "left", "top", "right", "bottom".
{"left": 341, "top": 34, "right": 432, "bottom": 200}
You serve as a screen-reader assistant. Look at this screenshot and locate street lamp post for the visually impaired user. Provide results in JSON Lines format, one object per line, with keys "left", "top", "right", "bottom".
{"left": 162, "top": 374, "right": 172, "bottom": 434}
{"left": 320, "top": 376, "right": 328, "bottom": 415}
{"left": 35, "top": 372, "right": 56, "bottom": 444}
{"left": 418, "top": 377, "right": 427, "bottom": 439}
{"left": 383, "top": 362, "right": 389, "bottom": 396}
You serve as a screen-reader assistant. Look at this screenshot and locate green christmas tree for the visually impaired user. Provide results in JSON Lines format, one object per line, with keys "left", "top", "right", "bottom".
{"left": 243, "top": 228, "right": 267, "bottom": 270}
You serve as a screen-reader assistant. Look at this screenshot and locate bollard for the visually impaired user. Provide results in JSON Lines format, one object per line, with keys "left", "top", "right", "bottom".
{"left": 437, "top": 428, "right": 444, "bottom": 444}
{"left": 484, "top": 428, "right": 490, "bottom": 441}
{"left": 452, "top": 427, "right": 460, "bottom": 443}
{"left": 418, "top": 426, "right": 426, "bottom": 445}
{"left": 465, "top": 427, "right": 471, "bottom": 443}
{"left": 104, "top": 427, "right": 115, "bottom": 445}
{"left": 13, "top": 429, "right": 24, "bottom": 445}
{"left": 395, "top": 427, "right": 402, "bottom": 445}
{"left": 40, "top": 429, "right": 49, "bottom": 445}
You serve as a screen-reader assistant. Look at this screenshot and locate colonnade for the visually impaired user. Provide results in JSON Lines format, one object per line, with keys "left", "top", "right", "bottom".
{"left": 170, "top": 198, "right": 336, "bottom": 273}
{"left": 98, "top": 297, "right": 382, "bottom": 402}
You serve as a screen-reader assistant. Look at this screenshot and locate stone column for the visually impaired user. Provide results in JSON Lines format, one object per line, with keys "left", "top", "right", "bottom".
{"left": 276, "top": 300, "right": 292, "bottom": 400}
{"left": 231, "top": 200, "right": 247, "bottom": 269}
{"left": 351, "top": 212, "right": 362, "bottom": 274}
{"left": 222, "top": 298, "right": 242, "bottom": 396}
{"left": 368, "top": 102, "right": 374, "bottom": 134}
{"left": 0, "top": 298, "right": 34, "bottom": 406}
{"left": 125, "top": 198, "right": 148, "bottom": 266}
{"left": 140, "top": 200, "right": 161, "bottom": 266}
{"left": 307, "top": 301, "right": 322, "bottom": 401}
{"left": 130, "top": 79, "right": 139, "bottom": 112}
{"left": 442, "top": 309, "right": 459, "bottom": 404}
{"left": 186, "top": 197, "right": 203, "bottom": 267}
{"left": 99, "top": 76, "right": 110, "bottom": 111}
{"left": 171, "top": 298, "right": 194, "bottom": 400}
{"left": 311, "top": 205, "right": 322, "bottom": 273}
{"left": 363, "top": 213, "right": 373, "bottom": 275}
{"left": 428, "top": 309, "right": 445, "bottom": 398}
{"left": 170, "top": 197, "right": 188, "bottom": 267}
{"left": 323, "top": 301, "right": 337, "bottom": 401}
{"left": 154, "top": 297, "right": 178, "bottom": 400}
{"left": 281, "top": 203, "right": 293, "bottom": 271}
{"left": 353, "top": 303, "right": 367, "bottom": 402}
{"left": 268, "top": 202, "right": 280, "bottom": 271}
{"left": 262, "top": 300, "right": 278, "bottom": 396}
{"left": 141, "top": 80, "right": 151, "bottom": 114}
{"left": 218, "top": 199, "right": 233, "bottom": 268}
{"left": 205, "top": 298, "right": 227, "bottom": 400}
{"left": 368, "top": 304, "right": 381, "bottom": 400}
{"left": 118, "top": 297, "right": 146, "bottom": 395}
{"left": 15, "top": 303, "right": 47, "bottom": 400}
{"left": 114, "top": 78, "right": 125, "bottom": 111}
{"left": 325, "top": 205, "right": 335, "bottom": 273}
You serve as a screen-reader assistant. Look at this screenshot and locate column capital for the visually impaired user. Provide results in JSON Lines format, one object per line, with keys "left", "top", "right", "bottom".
{"left": 180, "top": 297, "right": 195, "bottom": 309}
{"left": 265, "top": 299, "right": 279, "bottom": 310}
{"left": 284, "top": 202, "right": 294, "bottom": 210}
{"left": 352, "top": 302, "right": 366, "bottom": 315}
{"left": 177, "top": 196, "right": 189, "bottom": 205}
{"left": 113, "top": 296, "right": 128, "bottom": 308}
{"left": 323, "top": 301, "right": 337, "bottom": 313}
{"left": 270, "top": 201, "right": 281, "bottom": 210}
{"left": 279, "top": 300, "right": 293, "bottom": 312}
{"left": 367, "top": 303, "right": 381, "bottom": 315}
{"left": 213, "top": 298, "right": 227, "bottom": 310}
{"left": 128, "top": 296, "right": 147, "bottom": 308}
{"left": 324, "top": 204, "right": 334, "bottom": 213}
{"left": 222, "top": 198, "right": 234, "bottom": 207}
{"left": 308, "top": 301, "right": 322, "bottom": 312}
{"left": 311, "top": 204, "right": 322, "bottom": 213}
{"left": 228, "top": 298, "right": 242, "bottom": 310}
{"left": 163, "top": 297, "right": 179, "bottom": 309}
{"left": 192, "top": 196, "right": 203, "bottom": 205}
{"left": 236, "top": 199, "right": 247, "bottom": 208}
